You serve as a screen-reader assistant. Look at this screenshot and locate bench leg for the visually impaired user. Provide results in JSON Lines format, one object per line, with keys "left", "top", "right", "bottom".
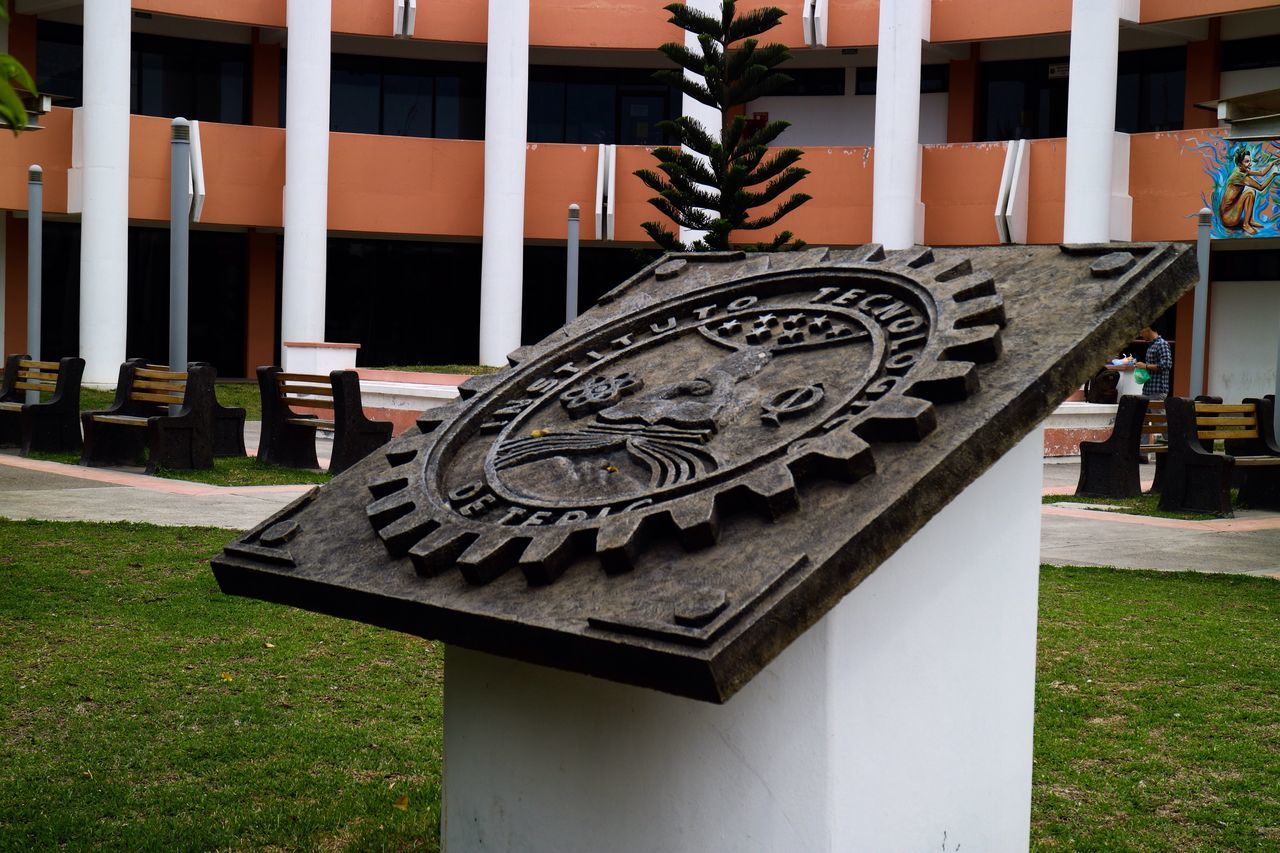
{"left": 1238, "top": 467, "right": 1280, "bottom": 510}
{"left": 81, "top": 420, "right": 148, "bottom": 468}
{"left": 22, "top": 410, "right": 83, "bottom": 455}
{"left": 267, "top": 423, "right": 321, "bottom": 470}
{"left": 0, "top": 411, "right": 20, "bottom": 447}
{"left": 1076, "top": 445, "right": 1140, "bottom": 498}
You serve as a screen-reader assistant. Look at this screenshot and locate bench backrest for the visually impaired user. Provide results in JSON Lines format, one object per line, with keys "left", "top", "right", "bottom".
{"left": 128, "top": 365, "right": 189, "bottom": 407}
{"left": 276, "top": 372, "right": 336, "bottom": 411}
{"left": 14, "top": 359, "right": 62, "bottom": 396}
{"left": 1193, "top": 402, "right": 1260, "bottom": 442}
{"left": 1140, "top": 400, "right": 1165, "bottom": 442}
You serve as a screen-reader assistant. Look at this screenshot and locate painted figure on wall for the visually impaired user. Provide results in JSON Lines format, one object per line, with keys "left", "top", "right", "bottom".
{"left": 1220, "top": 148, "right": 1280, "bottom": 234}
{"left": 1192, "top": 134, "right": 1280, "bottom": 238}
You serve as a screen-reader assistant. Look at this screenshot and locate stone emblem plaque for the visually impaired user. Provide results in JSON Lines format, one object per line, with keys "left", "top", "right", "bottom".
{"left": 214, "top": 243, "right": 1197, "bottom": 702}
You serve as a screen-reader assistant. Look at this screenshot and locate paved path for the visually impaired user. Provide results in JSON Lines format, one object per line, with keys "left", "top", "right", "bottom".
{"left": 1, "top": 448, "right": 1278, "bottom": 578}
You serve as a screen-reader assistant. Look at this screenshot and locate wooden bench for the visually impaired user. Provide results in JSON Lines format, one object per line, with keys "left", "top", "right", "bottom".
{"left": 256, "top": 366, "right": 393, "bottom": 475}
{"left": 1076, "top": 396, "right": 1170, "bottom": 498}
{"left": 0, "top": 354, "right": 85, "bottom": 455}
{"left": 1160, "top": 397, "right": 1280, "bottom": 516}
{"left": 80, "top": 360, "right": 216, "bottom": 474}
{"left": 146, "top": 363, "right": 246, "bottom": 458}
{"left": 1075, "top": 395, "right": 1221, "bottom": 498}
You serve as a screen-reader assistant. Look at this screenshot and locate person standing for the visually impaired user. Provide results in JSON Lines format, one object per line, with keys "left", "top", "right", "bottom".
{"left": 1136, "top": 326, "right": 1173, "bottom": 399}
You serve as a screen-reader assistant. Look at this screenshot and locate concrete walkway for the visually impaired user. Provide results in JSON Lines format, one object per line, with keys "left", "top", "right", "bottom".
{"left": 1, "top": 445, "right": 1278, "bottom": 578}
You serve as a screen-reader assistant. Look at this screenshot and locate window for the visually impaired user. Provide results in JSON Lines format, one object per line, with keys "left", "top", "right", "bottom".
{"left": 521, "top": 246, "right": 662, "bottom": 345}
{"left": 1221, "top": 35, "right": 1280, "bottom": 72}
{"left": 36, "top": 21, "right": 83, "bottom": 107}
{"left": 777, "top": 68, "right": 846, "bottom": 97}
{"left": 330, "top": 54, "right": 484, "bottom": 139}
{"left": 126, "top": 228, "right": 249, "bottom": 377}
{"left": 528, "top": 67, "right": 681, "bottom": 145}
{"left": 855, "top": 65, "right": 947, "bottom": 96}
{"left": 1116, "top": 47, "right": 1185, "bottom": 134}
{"left": 132, "top": 33, "right": 250, "bottom": 124}
{"left": 326, "top": 239, "right": 483, "bottom": 366}
{"left": 978, "top": 57, "right": 1070, "bottom": 141}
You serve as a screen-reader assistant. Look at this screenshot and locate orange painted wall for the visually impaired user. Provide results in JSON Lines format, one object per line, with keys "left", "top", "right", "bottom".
{"left": 947, "top": 50, "right": 978, "bottom": 143}
{"left": 525, "top": 144, "right": 599, "bottom": 241}
{"left": 245, "top": 230, "right": 277, "bottom": 374}
{"left": 132, "top": 0, "right": 285, "bottom": 28}
{"left": 1143, "top": 0, "right": 1277, "bottom": 23}
{"left": 613, "top": 146, "right": 674, "bottom": 243}
{"left": 0, "top": 107, "right": 72, "bottom": 214}
{"left": 197, "top": 123, "right": 285, "bottom": 227}
{"left": 327, "top": 134, "right": 484, "bottom": 236}
{"left": 922, "top": 143, "right": 1005, "bottom": 246}
{"left": 127, "top": 115, "right": 173, "bottom": 222}
{"left": 762, "top": 147, "right": 873, "bottom": 246}
{"left": 826, "top": 0, "right": 879, "bottom": 47}
{"left": 531, "top": 0, "right": 682, "bottom": 49}
{"left": 1025, "top": 138, "right": 1066, "bottom": 244}
{"left": 126, "top": 117, "right": 285, "bottom": 227}
{"left": 251, "top": 38, "right": 282, "bottom": 128}
{"left": 4, "top": 214, "right": 27, "bottom": 355}
{"left": 1128, "top": 130, "right": 1214, "bottom": 243}
{"left": 931, "top": 0, "right": 1070, "bottom": 43}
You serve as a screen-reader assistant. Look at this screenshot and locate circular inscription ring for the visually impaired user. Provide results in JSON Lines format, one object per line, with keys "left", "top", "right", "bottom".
{"left": 365, "top": 252, "right": 1003, "bottom": 587}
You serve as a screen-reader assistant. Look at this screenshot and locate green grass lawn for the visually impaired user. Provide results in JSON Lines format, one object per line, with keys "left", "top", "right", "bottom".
{"left": 371, "top": 364, "right": 496, "bottom": 376}
{"left": 0, "top": 520, "right": 442, "bottom": 850}
{"left": 1034, "top": 565, "right": 1280, "bottom": 849}
{"left": 1042, "top": 492, "right": 1219, "bottom": 521}
{"left": 2, "top": 519, "right": 1277, "bottom": 848}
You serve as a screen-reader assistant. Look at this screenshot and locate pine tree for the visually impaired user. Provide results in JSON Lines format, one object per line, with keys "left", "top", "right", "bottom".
{"left": 635, "top": 1, "right": 811, "bottom": 252}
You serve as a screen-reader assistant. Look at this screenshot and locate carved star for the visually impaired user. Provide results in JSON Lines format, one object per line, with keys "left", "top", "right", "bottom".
{"left": 716, "top": 319, "right": 742, "bottom": 337}
{"left": 809, "top": 316, "right": 833, "bottom": 334}
{"left": 782, "top": 314, "right": 807, "bottom": 330}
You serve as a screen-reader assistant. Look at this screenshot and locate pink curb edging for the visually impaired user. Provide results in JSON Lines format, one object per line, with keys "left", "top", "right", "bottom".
{"left": 1041, "top": 504, "right": 1280, "bottom": 532}
{"left": 0, "top": 453, "right": 313, "bottom": 497}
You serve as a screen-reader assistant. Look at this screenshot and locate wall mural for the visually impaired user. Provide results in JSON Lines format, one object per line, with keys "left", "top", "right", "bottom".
{"left": 1191, "top": 132, "right": 1280, "bottom": 238}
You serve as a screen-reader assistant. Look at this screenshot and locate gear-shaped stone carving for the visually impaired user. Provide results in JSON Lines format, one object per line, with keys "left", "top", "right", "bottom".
{"left": 363, "top": 245, "right": 1005, "bottom": 587}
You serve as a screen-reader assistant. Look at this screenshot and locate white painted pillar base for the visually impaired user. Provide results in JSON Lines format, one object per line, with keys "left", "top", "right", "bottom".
{"left": 477, "top": 0, "right": 530, "bottom": 367}
{"left": 281, "top": 0, "right": 332, "bottom": 350}
{"left": 78, "top": 0, "right": 131, "bottom": 385}
{"left": 442, "top": 429, "right": 1043, "bottom": 851}
{"left": 872, "top": 0, "right": 930, "bottom": 250}
{"left": 1063, "top": 0, "right": 1122, "bottom": 244}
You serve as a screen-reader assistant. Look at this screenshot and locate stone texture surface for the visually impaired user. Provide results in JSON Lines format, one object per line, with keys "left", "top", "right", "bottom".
{"left": 213, "top": 243, "right": 1197, "bottom": 702}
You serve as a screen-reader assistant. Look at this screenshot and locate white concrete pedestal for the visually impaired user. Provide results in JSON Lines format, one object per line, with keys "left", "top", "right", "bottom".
{"left": 443, "top": 429, "right": 1043, "bottom": 851}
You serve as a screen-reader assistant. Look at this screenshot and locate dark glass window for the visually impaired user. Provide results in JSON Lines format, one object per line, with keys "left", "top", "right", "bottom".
{"left": 326, "top": 238, "right": 483, "bottom": 366}
{"left": 1212, "top": 249, "right": 1280, "bottom": 281}
{"left": 528, "top": 67, "right": 681, "bottom": 145}
{"left": 36, "top": 21, "right": 84, "bottom": 107}
{"left": 330, "top": 54, "right": 484, "bottom": 139}
{"left": 855, "top": 65, "right": 948, "bottom": 96}
{"left": 131, "top": 33, "right": 250, "bottom": 124}
{"left": 125, "top": 228, "right": 249, "bottom": 377}
{"left": 521, "top": 246, "right": 662, "bottom": 345}
{"left": 1220, "top": 35, "right": 1280, "bottom": 72}
{"left": 37, "top": 221, "right": 82, "bottom": 361}
{"left": 977, "top": 57, "right": 1070, "bottom": 141}
{"left": 1115, "top": 47, "right": 1185, "bottom": 133}
{"left": 777, "top": 68, "right": 847, "bottom": 96}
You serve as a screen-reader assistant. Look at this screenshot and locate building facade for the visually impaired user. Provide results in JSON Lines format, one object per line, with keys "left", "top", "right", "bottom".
{"left": 0, "top": 0, "right": 1277, "bottom": 398}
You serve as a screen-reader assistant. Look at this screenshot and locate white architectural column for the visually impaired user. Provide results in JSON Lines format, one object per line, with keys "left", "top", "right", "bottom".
{"left": 442, "top": 429, "right": 1043, "bottom": 851}
{"left": 872, "top": 0, "right": 930, "bottom": 250}
{"left": 1063, "top": 0, "right": 1122, "bottom": 243}
{"left": 680, "top": 0, "right": 722, "bottom": 249}
{"left": 477, "top": 0, "right": 530, "bottom": 366}
{"left": 78, "top": 0, "right": 131, "bottom": 385}
{"left": 281, "top": 0, "right": 332, "bottom": 349}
